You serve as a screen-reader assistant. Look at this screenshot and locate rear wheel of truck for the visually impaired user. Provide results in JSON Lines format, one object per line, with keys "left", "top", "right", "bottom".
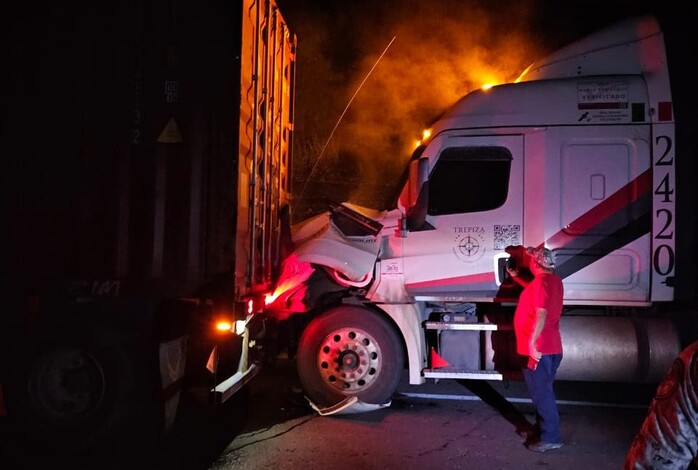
{"left": 296, "top": 305, "right": 404, "bottom": 407}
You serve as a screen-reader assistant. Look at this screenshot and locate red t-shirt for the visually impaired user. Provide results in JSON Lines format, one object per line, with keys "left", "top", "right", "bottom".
{"left": 514, "top": 272, "right": 564, "bottom": 356}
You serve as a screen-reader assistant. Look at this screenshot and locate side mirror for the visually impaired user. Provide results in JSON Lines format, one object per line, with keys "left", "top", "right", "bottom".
{"left": 405, "top": 158, "right": 429, "bottom": 230}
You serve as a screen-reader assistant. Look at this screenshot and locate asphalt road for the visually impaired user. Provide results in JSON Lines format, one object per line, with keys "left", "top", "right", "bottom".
{"left": 207, "top": 356, "right": 657, "bottom": 470}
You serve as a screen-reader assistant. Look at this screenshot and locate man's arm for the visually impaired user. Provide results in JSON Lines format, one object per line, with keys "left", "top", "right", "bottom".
{"left": 529, "top": 307, "right": 547, "bottom": 361}
{"left": 506, "top": 267, "right": 530, "bottom": 288}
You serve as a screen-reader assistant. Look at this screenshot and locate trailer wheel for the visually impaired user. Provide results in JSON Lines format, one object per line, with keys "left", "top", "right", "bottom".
{"left": 296, "top": 305, "right": 403, "bottom": 407}
{"left": 5, "top": 327, "right": 153, "bottom": 454}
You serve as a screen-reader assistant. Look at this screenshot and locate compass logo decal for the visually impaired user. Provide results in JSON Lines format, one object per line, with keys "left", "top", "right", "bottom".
{"left": 453, "top": 227, "right": 485, "bottom": 263}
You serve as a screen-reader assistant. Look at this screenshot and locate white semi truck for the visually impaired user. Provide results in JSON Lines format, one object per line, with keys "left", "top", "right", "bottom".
{"left": 266, "top": 14, "right": 685, "bottom": 408}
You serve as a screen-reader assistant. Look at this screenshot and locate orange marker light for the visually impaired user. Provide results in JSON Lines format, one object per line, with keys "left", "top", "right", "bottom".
{"left": 215, "top": 320, "right": 233, "bottom": 333}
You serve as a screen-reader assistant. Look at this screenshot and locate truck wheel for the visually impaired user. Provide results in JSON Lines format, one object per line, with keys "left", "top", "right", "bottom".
{"left": 296, "top": 305, "right": 403, "bottom": 407}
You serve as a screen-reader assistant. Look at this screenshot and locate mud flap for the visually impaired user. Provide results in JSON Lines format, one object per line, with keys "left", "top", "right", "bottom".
{"left": 158, "top": 336, "right": 187, "bottom": 432}
{"left": 305, "top": 395, "right": 391, "bottom": 416}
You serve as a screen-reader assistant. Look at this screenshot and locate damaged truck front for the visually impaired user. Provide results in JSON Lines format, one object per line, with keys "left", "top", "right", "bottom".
{"left": 266, "top": 15, "right": 690, "bottom": 411}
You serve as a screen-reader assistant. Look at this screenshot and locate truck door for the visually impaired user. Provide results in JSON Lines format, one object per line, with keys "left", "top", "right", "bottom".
{"left": 402, "top": 134, "right": 524, "bottom": 297}
{"left": 543, "top": 125, "right": 653, "bottom": 303}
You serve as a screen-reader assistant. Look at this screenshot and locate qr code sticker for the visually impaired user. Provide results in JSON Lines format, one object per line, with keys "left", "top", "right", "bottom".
{"left": 493, "top": 224, "right": 520, "bottom": 250}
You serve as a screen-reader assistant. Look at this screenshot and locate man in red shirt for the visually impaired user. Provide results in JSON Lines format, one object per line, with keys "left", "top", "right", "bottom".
{"left": 507, "top": 245, "right": 564, "bottom": 452}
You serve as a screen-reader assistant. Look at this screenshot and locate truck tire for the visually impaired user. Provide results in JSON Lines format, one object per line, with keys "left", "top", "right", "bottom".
{"left": 296, "top": 305, "right": 404, "bottom": 407}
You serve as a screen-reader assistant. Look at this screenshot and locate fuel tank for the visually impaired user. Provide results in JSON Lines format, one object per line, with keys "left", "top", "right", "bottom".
{"left": 485, "top": 315, "right": 681, "bottom": 383}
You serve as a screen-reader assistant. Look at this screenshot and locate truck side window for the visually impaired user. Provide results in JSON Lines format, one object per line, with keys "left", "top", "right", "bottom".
{"left": 428, "top": 146, "right": 512, "bottom": 215}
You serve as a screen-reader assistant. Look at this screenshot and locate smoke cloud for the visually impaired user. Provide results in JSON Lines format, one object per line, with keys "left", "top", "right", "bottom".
{"left": 281, "top": 1, "right": 546, "bottom": 218}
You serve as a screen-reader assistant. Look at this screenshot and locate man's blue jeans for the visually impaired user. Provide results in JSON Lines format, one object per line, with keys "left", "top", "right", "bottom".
{"left": 522, "top": 353, "right": 563, "bottom": 444}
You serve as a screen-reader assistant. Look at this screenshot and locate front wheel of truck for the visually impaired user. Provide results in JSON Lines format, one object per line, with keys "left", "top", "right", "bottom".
{"left": 296, "top": 305, "right": 404, "bottom": 407}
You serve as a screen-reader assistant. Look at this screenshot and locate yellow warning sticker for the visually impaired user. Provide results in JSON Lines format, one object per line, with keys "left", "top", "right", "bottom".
{"left": 157, "top": 118, "right": 182, "bottom": 143}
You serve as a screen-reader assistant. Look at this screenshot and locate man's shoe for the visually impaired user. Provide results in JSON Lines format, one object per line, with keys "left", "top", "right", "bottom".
{"left": 526, "top": 441, "right": 563, "bottom": 453}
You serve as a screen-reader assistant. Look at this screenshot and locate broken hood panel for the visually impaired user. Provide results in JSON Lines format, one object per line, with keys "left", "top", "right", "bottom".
{"left": 291, "top": 203, "right": 384, "bottom": 282}
{"left": 306, "top": 395, "right": 391, "bottom": 416}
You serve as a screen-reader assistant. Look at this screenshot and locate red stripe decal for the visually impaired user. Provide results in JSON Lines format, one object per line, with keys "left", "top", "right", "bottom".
{"left": 406, "top": 271, "right": 495, "bottom": 289}
{"left": 546, "top": 169, "right": 651, "bottom": 248}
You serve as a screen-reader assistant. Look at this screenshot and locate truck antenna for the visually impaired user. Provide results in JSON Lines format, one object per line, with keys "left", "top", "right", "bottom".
{"left": 298, "top": 36, "right": 397, "bottom": 201}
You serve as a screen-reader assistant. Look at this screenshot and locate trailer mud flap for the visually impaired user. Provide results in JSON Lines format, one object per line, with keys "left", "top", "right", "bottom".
{"left": 158, "top": 336, "right": 187, "bottom": 432}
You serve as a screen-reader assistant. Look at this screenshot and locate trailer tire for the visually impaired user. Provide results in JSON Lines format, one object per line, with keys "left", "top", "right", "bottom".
{"left": 5, "top": 326, "right": 155, "bottom": 455}
{"left": 297, "top": 305, "right": 403, "bottom": 407}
